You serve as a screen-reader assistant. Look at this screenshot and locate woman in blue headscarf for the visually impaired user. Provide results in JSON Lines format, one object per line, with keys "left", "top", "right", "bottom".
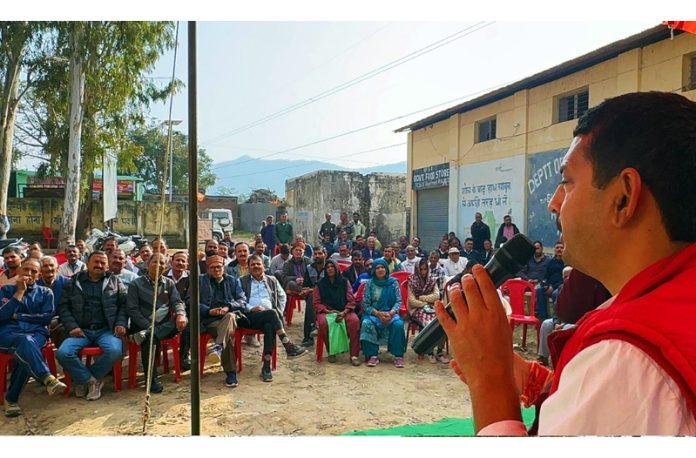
{"left": 359, "top": 258, "right": 406, "bottom": 368}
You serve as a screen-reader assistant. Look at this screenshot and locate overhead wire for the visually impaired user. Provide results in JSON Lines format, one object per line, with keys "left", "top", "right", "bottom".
{"left": 202, "top": 21, "right": 495, "bottom": 146}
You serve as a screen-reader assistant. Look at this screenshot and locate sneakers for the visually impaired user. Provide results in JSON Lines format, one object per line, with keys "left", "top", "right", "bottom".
{"left": 300, "top": 338, "right": 314, "bottom": 348}
{"left": 180, "top": 355, "right": 192, "bottom": 372}
{"left": 149, "top": 376, "right": 164, "bottom": 394}
{"left": 3, "top": 399, "right": 21, "bottom": 417}
{"left": 243, "top": 335, "right": 261, "bottom": 347}
{"left": 44, "top": 375, "right": 67, "bottom": 396}
{"left": 74, "top": 384, "right": 87, "bottom": 398}
{"left": 206, "top": 345, "right": 222, "bottom": 365}
{"left": 86, "top": 378, "right": 104, "bottom": 401}
{"left": 367, "top": 356, "right": 379, "bottom": 367}
{"left": 260, "top": 365, "right": 273, "bottom": 382}
{"left": 283, "top": 341, "right": 308, "bottom": 359}
{"left": 225, "top": 372, "right": 239, "bottom": 388}
{"left": 394, "top": 357, "right": 405, "bottom": 368}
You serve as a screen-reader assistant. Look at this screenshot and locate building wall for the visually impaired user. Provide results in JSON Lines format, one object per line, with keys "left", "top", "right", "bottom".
{"left": 6, "top": 198, "right": 189, "bottom": 247}
{"left": 286, "top": 170, "right": 406, "bottom": 246}
{"left": 407, "top": 31, "right": 696, "bottom": 245}
{"left": 239, "top": 202, "right": 276, "bottom": 233}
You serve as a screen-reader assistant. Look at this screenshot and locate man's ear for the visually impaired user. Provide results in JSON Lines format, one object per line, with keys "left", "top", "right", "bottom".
{"left": 611, "top": 168, "right": 642, "bottom": 227}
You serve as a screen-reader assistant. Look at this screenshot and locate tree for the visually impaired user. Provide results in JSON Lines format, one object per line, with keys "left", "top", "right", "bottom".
{"left": 0, "top": 22, "right": 45, "bottom": 238}
{"left": 128, "top": 125, "right": 217, "bottom": 195}
{"left": 13, "top": 22, "right": 176, "bottom": 247}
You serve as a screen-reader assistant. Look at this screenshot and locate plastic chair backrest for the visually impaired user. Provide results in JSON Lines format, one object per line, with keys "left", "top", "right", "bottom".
{"left": 337, "top": 261, "right": 350, "bottom": 273}
{"left": 399, "top": 280, "right": 409, "bottom": 316}
{"left": 355, "top": 282, "right": 367, "bottom": 303}
{"left": 500, "top": 279, "right": 536, "bottom": 317}
{"left": 391, "top": 271, "right": 410, "bottom": 285}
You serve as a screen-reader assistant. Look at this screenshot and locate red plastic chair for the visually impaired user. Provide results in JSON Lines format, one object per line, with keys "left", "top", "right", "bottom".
{"left": 127, "top": 334, "right": 181, "bottom": 389}
{"left": 198, "top": 332, "right": 213, "bottom": 375}
{"left": 42, "top": 227, "right": 57, "bottom": 249}
{"left": 391, "top": 271, "right": 411, "bottom": 285}
{"left": 336, "top": 261, "right": 351, "bottom": 273}
{"left": 234, "top": 328, "right": 277, "bottom": 373}
{"left": 53, "top": 252, "right": 67, "bottom": 266}
{"left": 354, "top": 282, "right": 367, "bottom": 304}
{"left": 62, "top": 346, "right": 123, "bottom": 396}
{"left": 398, "top": 280, "right": 409, "bottom": 320}
{"left": 284, "top": 294, "right": 302, "bottom": 326}
{"left": 501, "top": 279, "right": 541, "bottom": 351}
{"left": 1, "top": 342, "right": 59, "bottom": 397}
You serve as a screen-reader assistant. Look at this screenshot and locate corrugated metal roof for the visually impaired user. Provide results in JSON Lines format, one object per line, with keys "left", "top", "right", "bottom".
{"left": 395, "top": 24, "right": 677, "bottom": 133}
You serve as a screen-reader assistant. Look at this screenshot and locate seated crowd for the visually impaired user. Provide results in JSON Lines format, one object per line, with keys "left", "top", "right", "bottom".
{"left": 0, "top": 210, "right": 573, "bottom": 418}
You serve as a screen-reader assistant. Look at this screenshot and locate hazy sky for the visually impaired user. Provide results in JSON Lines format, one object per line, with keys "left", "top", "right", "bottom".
{"left": 146, "top": 20, "right": 656, "bottom": 183}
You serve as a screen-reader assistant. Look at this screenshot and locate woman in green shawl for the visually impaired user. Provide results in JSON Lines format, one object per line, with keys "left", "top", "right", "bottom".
{"left": 313, "top": 260, "right": 361, "bottom": 366}
{"left": 360, "top": 258, "right": 406, "bottom": 368}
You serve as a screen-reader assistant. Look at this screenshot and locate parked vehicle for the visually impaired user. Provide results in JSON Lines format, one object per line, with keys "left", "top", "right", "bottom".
{"left": 198, "top": 208, "right": 234, "bottom": 242}
{"left": 0, "top": 237, "right": 28, "bottom": 255}
{"left": 85, "top": 228, "right": 146, "bottom": 256}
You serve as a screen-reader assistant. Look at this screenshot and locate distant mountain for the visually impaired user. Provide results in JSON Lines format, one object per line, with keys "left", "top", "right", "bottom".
{"left": 209, "top": 155, "right": 406, "bottom": 197}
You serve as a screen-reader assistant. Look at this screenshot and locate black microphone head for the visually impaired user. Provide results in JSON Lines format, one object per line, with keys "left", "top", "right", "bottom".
{"left": 492, "top": 233, "right": 535, "bottom": 274}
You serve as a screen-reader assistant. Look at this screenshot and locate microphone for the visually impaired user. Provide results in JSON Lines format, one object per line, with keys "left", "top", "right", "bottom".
{"left": 411, "top": 233, "right": 535, "bottom": 355}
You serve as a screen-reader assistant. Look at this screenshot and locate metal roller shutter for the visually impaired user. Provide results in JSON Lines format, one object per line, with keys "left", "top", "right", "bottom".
{"left": 416, "top": 187, "right": 449, "bottom": 253}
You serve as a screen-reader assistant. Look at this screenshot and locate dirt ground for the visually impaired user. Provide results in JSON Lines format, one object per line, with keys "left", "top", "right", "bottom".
{"left": 0, "top": 312, "right": 539, "bottom": 436}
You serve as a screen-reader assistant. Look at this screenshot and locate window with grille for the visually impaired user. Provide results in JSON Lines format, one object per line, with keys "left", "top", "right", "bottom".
{"left": 688, "top": 54, "right": 696, "bottom": 91}
{"left": 557, "top": 90, "right": 589, "bottom": 123}
{"left": 476, "top": 117, "right": 497, "bottom": 143}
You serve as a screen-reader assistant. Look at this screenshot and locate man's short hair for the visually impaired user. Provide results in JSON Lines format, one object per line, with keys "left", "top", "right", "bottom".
{"left": 574, "top": 91, "right": 696, "bottom": 243}
{"left": 218, "top": 241, "right": 229, "bottom": 248}
{"left": 279, "top": 244, "right": 290, "bottom": 255}
{"left": 464, "top": 237, "right": 473, "bottom": 243}
{"left": 172, "top": 251, "right": 188, "bottom": 261}
{"left": 351, "top": 250, "right": 362, "bottom": 258}
{"left": 21, "top": 257, "right": 40, "bottom": 268}
{"left": 248, "top": 254, "right": 263, "bottom": 265}
{"left": 88, "top": 251, "right": 108, "bottom": 262}
{"left": 353, "top": 212, "right": 360, "bottom": 217}
{"left": 148, "top": 252, "right": 168, "bottom": 265}
{"left": 235, "top": 242, "right": 249, "bottom": 251}
{"left": 338, "top": 243, "right": 348, "bottom": 249}
{"left": 2, "top": 246, "right": 21, "bottom": 256}
{"left": 40, "top": 255, "right": 58, "bottom": 266}
{"left": 313, "top": 246, "right": 325, "bottom": 254}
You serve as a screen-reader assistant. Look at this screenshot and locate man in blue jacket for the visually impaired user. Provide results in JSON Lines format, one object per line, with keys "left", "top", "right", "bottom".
{"left": 1, "top": 258, "right": 66, "bottom": 417}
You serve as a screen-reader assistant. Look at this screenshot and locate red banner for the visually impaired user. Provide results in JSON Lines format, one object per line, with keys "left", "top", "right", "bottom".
{"left": 664, "top": 21, "right": 696, "bottom": 35}
{"left": 92, "top": 179, "right": 136, "bottom": 194}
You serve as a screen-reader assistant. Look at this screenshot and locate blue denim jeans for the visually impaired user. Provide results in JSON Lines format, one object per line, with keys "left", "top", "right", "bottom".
{"left": 0, "top": 332, "right": 49, "bottom": 403}
{"left": 56, "top": 329, "right": 123, "bottom": 385}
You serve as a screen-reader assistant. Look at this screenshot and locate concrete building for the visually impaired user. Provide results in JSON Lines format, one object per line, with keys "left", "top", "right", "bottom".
{"left": 286, "top": 170, "right": 406, "bottom": 246}
{"left": 396, "top": 25, "right": 696, "bottom": 251}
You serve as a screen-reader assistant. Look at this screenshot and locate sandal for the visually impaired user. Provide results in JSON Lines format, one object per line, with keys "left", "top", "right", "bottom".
{"left": 351, "top": 356, "right": 361, "bottom": 366}
{"left": 437, "top": 353, "right": 451, "bottom": 364}
{"left": 428, "top": 354, "right": 438, "bottom": 364}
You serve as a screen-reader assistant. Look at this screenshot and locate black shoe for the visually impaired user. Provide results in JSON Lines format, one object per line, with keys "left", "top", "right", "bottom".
{"left": 180, "top": 357, "right": 192, "bottom": 372}
{"left": 300, "top": 338, "right": 314, "bottom": 348}
{"left": 283, "top": 341, "right": 308, "bottom": 359}
{"left": 225, "top": 372, "right": 239, "bottom": 388}
{"left": 260, "top": 365, "right": 273, "bottom": 383}
{"left": 150, "top": 377, "right": 164, "bottom": 394}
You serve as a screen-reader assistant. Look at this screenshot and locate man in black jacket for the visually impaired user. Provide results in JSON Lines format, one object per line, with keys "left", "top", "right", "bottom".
{"left": 470, "top": 212, "right": 491, "bottom": 252}
{"left": 126, "top": 253, "right": 187, "bottom": 393}
{"left": 56, "top": 251, "right": 128, "bottom": 401}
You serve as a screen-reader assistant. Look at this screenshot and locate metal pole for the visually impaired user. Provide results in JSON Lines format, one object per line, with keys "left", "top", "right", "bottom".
{"left": 187, "top": 21, "right": 201, "bottom": 436}
{"left": 169, "top": 137, "right": 174, "bottom": 202}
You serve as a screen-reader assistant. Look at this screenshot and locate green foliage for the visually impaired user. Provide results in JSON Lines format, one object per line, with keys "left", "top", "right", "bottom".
{"left": 127, "top": 125, "right": 217, "bottom": 194}
{"left": 14, "top": 21, "right": 178, "bottom": 200}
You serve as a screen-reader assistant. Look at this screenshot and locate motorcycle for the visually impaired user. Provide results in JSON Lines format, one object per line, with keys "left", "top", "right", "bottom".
{"left": 0, "top": 237, "right": 28, "bottom": 255}
{"left": 85, "top": 228, "right": 147, "bottom": 256}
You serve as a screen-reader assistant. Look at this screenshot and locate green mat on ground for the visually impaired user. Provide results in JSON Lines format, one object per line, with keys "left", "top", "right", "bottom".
{"left": 343, "top": 407, "right": 535, "bottom": 436}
